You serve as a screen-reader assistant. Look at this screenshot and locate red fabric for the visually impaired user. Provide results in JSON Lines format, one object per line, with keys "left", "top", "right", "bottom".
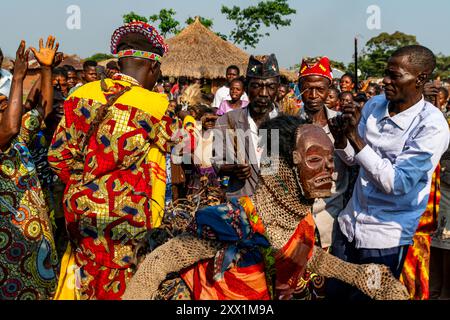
{"left": 299, "top": 56, "right": 333, "bottom": 81}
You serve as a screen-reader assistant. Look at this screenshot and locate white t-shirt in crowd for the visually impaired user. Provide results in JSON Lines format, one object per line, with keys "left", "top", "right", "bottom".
{"left": 212, "top": 85, "right": 249, "bottom": 109}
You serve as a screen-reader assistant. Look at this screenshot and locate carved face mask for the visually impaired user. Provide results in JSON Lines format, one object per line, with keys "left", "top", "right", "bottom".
{"left": 292, "top": 124, "right": 334, "bottom": 199}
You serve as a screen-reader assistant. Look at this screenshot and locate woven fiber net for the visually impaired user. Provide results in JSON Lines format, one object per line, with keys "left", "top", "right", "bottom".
{"left": 254, "top": 158, "right": 313, "bottom": 250}
{"left": 123, "top": 158, "right": 410, "bottom": 300}
{"left": 123, "top": 234, "right": 220, "bottom": 300}
{"left": 307, "top": 246, "right": 410, "bottom": 300}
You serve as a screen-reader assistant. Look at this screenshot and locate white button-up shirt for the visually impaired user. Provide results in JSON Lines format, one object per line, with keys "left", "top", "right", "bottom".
{"left": 336, "top": 95, "right": 450, "bottom": 249}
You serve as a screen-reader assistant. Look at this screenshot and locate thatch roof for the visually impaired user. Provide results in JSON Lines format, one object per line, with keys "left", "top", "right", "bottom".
{"left": 59, "top": 54, "right": 83, "bottom": 71}
{"left": 161, "top": 17, "right": 298, "bottom": 82}
{"left": 161, "top": 17, "right": 248, "bottom": 79}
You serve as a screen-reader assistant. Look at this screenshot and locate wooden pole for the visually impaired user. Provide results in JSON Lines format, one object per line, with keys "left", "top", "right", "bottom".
{"left": 355, "top": 37, "right": 359, "bottom": 92}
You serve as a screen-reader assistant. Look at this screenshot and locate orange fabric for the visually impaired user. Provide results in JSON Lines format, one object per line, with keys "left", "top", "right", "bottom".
{"left": 181, "top": 197, "right": 316, "bottom": 300}
{"left": 400, "top": 165, "right": 441, "bottom": 300}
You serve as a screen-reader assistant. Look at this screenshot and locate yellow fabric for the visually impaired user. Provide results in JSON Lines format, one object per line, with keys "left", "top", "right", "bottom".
{"left": 68, "top": 79, "right": 170, "bottom": 229}
{"left": 53, "top": 243, "right": 80, "bottom": 300}
{"left": 147, "top": 146, "right": 167, "bottom": 228}
{"left": 183, "top": 115, "right": 196, "bottom": 128}
{"left": 68, "top": 80, "right": 168, "bottom": 121}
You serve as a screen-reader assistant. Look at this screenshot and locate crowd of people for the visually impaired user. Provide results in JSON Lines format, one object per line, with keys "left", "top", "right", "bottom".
{"left": 0, "top": 20, "right": 449, "bottom": 301}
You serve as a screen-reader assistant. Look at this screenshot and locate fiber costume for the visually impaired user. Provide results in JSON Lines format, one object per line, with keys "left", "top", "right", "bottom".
{"left": 123, "top": 117, "right": 409, "bottom": 300}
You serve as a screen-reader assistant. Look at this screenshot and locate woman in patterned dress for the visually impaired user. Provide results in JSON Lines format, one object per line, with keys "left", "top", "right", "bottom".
{"left": 0, "top": 37, "right": 60, "bottom": 300}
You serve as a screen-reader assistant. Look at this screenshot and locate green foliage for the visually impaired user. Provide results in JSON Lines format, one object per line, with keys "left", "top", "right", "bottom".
{"left": 186, "top": 16, "right": 214, "bottom": 29}
{"left": 149, "top": 9, "right": 181, "bottom": 38}
{"left": 435, "top": 54, "right": 450, "bottom": 79}
{"left": 221, "top": 0, "right": 296, "bottom": 49}
{"left": 123, "top": 11, "right": 148, "bottom": 23}
{"left": 85, "top": 53, "right": 114, "bottom": 62}
{"left": 355, "top": 31, "right": 419, "bottom": 78}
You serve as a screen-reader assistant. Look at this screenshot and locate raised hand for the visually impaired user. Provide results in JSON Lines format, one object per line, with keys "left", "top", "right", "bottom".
{"left": 13, "top": 40, "right": 30, "bottom": 80}
{"left": 328, "top": 115, "right": 348, "bottom": 149}
{"left": 30, "top": 35, "right": 59, "bottom": 68}
{"left": 341, "top": 101, "right": 362, "bottom": 137}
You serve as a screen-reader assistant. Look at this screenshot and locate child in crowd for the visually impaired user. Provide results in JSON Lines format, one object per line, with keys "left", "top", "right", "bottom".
{"left": 216, "top": 78, "right": 248, "bottom": 116}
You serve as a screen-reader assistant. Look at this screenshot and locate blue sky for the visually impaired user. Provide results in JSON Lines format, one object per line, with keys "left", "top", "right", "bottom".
{"left": 1, "top": 0, "right": 449, "bottom": 68}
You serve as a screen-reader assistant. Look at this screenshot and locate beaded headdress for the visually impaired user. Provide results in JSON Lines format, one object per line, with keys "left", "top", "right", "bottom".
{"left": 110, "top": 21, "right": 169, "bottom": 62}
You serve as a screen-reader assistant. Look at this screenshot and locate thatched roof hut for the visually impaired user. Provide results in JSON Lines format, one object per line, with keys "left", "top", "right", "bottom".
{"left": 161, "top": 17, "right": 298, "bottom": 82}
{"left": 161, "top": 17, "right": 247, "bottom": 80}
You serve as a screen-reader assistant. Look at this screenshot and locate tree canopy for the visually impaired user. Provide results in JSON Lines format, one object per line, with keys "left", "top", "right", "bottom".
{"left": 85, "top": 53, "right": 114, "bottom": 62}
{"left": 122, "top": 0, "right": 296, "bottom": 48}
{"left": 149, "top": 9, "right": 181, "bottom": 38}
{"left": 221, "top": 0, "right": 296, "bottom": 49}
{"left": 351, "top": 31, "right": 419, "bottom": 78}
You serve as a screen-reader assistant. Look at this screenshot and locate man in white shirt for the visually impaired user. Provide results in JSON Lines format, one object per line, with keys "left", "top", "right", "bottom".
{"left": 211, "top": 65, "right": 249, "bottom": 110}
{"left": 328, "top": 45, "right": 450, "bottom": 300}
{"left": 0, "top": 48, "right": 12, "bottom": 98}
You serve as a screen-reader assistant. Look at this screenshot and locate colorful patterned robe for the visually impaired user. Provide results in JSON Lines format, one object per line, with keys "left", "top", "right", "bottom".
{"left": 48, "top": 77, "right": 180, "bottom": 300}
{"left": 0, "top": 110, "right": 58, "bottom": 300}
{"left": 400, "top": 165, "right": 441, "bottom": 300}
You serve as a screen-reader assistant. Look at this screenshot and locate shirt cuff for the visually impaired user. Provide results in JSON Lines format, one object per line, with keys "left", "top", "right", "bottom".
{"left": 354, "top": 145, "right": 381, "bottom": 172}
{"left": 335, "top": 140, "right": 355, "bottom": 159}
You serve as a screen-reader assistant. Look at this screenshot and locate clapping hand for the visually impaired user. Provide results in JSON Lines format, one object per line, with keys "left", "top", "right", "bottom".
{"left": 30, "top": 35, "right": 59, "bottom": 68}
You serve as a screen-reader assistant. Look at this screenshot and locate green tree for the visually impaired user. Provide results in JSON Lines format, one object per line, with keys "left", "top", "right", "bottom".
{"left": 85, "top": 53, "right": 114, "bottom": 62}
{"left": 186, "top": 16, "right": 214, "bottom": 28}
{"left": 221, "top": 0, "right": 296, "bottom": 49}
{"left": 354, "top": 31, "right": 419, "bottom": 78}
{"left": 435, "top": 54, "right": 450, "bottom": 80}
{"left": 123, "top": 11, "right": 148, "bottom": 23}
{"left": 149, "top": 9, "right": 181, "bottom": 38}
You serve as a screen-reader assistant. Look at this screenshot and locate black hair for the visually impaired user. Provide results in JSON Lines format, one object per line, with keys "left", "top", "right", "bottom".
{"left": 354, "top": 92, "right": 368, "bottom": 104}
{"left": 367, "top": 83, "right": 381, "bottom": 95}
{"left": 391, "top": 45, "right": 436, "bottom": 76}
{"left": 226, "top": 65, "right": 240, "bottom": 75}
{"left": 439, "top": 87, "right": 449, "bottom": 99}
{"left": 62, "top": 64, "right": 76, "bottom": 73}
{"left": 52, "top": 67, "right": 68, "bottom": 79}
{"left": 339, "top": 91, "right": 354, "bottom": 100}
{"left": 230, "top": 77, "right": 245, "bottom": 87}
{"left": 329, "top": 87, "right": 340, "bottom": 96}
{"left": 83, "top": 60, "right": 97, "bottom": 71}
{"left": 341, "top": 73, "right": 355, "bottom": 84}
{"left": 259, "top": 115, "right": 309, "bottom": 167}
{"left": 178, "top": 76, "right": 188, "bottom": 86}
{"left": 0, "top": 47, "right": 3, "bottom": 59}
{"left": 174, "top": 103, "right": 183, "bottom": 115}
{"left": 106, "top": 60, "right": 119, "bottom": 70}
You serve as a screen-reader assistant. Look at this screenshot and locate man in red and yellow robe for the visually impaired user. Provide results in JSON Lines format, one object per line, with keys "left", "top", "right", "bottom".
{"left": 49, "top": 75, "right": 181, "bottom": 300}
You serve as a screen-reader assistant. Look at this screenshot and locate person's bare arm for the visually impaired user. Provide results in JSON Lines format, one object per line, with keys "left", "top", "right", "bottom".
{"left": 23, "top": 74, "right": 41, "bottom": 112}
{"left": 30, "top": 36, "right": 59, "bottom": 119}
{"left": 0, "top": 41, "right": 29, "bottom": 149}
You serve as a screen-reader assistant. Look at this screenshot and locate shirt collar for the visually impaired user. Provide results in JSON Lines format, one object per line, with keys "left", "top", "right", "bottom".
{"left": 380, "top": 96, "right": 426, "bottom": 131}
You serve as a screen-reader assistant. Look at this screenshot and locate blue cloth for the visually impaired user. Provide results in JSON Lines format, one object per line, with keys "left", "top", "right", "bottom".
{"left": 195, "top": 199, "right": 270, "bottom": 280}
{"left": 336, "top": 95, "right": 450, "bottom": 249}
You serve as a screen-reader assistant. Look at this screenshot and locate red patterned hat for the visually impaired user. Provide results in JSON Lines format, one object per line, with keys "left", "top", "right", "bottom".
{"left": 110, "top": 21, "right": 169, "bottom": 56}
{"left": 298, "top": 56, "right": 333, "bottom": 81}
